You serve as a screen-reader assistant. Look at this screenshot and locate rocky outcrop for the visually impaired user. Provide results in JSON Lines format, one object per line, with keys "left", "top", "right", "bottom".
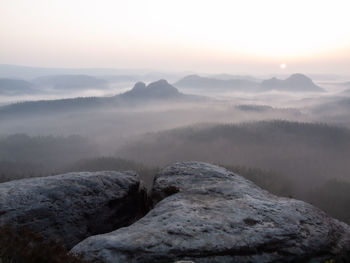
{"left": 72, "top": 162, "right": 350, "bottom": 263}
{"left": 121, "top": 79, "right": 183, "bottom": 99}
{"left": 0, "top": 171, "right": 147, "bottom": 249}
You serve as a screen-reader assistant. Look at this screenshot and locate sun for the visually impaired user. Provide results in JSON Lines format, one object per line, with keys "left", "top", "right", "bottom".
{"left": 280, "top": 63, "right": 287, "bottom": 69}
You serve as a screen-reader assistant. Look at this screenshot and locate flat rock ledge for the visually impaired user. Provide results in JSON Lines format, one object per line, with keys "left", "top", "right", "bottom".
{"left": 72, "top": 162, "right": 350, "bottom": 263}
{"left": 0, "top": 171, "right": 147, "bottom": 249}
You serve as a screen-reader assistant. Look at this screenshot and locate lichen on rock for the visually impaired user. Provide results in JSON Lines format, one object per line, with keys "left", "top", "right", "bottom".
{"left": 72, "top": 162, "right": 350, "bottom": 263}
{"left": 0, "top": 171, "right": 148, "bottom": 249}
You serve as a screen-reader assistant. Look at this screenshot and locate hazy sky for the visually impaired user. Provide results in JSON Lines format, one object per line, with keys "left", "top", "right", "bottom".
{"left": 1, "top": 0, "right": 350, "bottom": 74}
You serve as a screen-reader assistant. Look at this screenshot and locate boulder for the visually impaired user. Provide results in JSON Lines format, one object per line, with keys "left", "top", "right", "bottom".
{"left": 0, "top": 171, "right": 147, "bottom": 249}
{"left": 71, "top": 162, "right": 350, "bottom": 262}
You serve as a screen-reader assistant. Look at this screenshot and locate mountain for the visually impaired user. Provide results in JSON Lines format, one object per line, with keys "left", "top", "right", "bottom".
{"left": 0, "top": 64, "right": 186, "bottom": 82}
{"left": 121, "top": 79, "right": 183, "bottom": 100}
{"left": 174, "top": 74, "right": 259, "bottom": 91}
{"left": 260, "top": 73, "right": 324, "bottom": 92}
{"left": 175, "top": 73, "right": 324, "bottom": 92}
{"left": 0, "top": 78, "right": 37, "bottom": 95}
{"left": 0, "top": 97, "right": 112, "bottom": 117}
{"left": 0, "top": 79, "right": 200, "bottom": 117}
{"left": 33, "top": 75, "right": 108, "bottom": 90}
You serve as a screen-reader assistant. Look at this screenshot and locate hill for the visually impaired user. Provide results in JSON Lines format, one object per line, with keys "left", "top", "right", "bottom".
{"left": 0, "top": 79, "right": 201, "bottom": 117}
{"left": 117, "top": 120, "right": 350, "bottom": 189}
{"left": 0, "top": 78, "right": 37, "bottom": 95}
{"left": 0, "top": 64, "right": 142, "bottom": 79}
{"left": 175, "top": 73, "right": 324, "bottom": 92}
{"left": 33, "top": 74, "right": 108, "bottom": 90}
{"left": 260, "top": 73, "right": 324, "bottom": 92}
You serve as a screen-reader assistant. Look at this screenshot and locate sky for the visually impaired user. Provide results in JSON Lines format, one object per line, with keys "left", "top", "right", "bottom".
{"left": 1, "top": 0, "right": 350, "bottom": 75}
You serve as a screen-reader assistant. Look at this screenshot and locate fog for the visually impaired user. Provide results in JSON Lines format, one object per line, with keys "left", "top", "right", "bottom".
{"left": 1, "top": 69, "right": 350, "bottom": 225}
{"left": 2, "top": 0, "right": 350, "bottom": 260}
{"left": 1, "top": 72, "right": 350, "bottom": 147}
{"left": 0, "top": 91, "right": 314, "bottom": 140}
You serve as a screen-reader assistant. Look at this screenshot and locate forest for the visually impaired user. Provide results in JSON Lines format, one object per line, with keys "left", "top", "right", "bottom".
{"left": 1, "top": 120, "right": 350, "bottom": 224}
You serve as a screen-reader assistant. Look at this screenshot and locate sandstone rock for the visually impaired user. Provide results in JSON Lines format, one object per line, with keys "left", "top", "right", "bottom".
{"left": 0, "top": 171, "right": 147, "bottom": 249}
{"left": 72, "top": 162, "right": 350, "bottom": 262}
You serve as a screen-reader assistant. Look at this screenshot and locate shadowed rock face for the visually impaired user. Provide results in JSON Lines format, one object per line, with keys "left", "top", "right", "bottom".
{"left": 0, "top": 171, "right": 147, "bottom": 249}
{"left": 72, "top": 162, "right": 350, "bottom": 263}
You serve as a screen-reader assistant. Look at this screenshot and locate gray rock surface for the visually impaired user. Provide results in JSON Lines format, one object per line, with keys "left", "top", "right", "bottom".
{"left": 72, "top": 162, "right": 350, "bottom": 262}
{"left": 0, "top": 171, "right": 147, "bottom": 249}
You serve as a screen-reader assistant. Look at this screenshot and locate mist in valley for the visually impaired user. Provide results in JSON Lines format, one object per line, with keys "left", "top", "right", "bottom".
{"left": 2, "top": 0, "right": 350, "bottom": 261}
{"left": 1, "top": 69, "right": 350, "bottom": 226}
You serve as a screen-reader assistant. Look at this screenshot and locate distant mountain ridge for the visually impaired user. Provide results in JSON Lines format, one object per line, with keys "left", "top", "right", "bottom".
{"left": 33, "top": 75, "right": 108, "bottom": 90}
{"left": 0, "top": 64, "right": 186, "bottom": 83}
{"left": 175, "top": 73, "right": 324, "bottom": 92}
{"left": 0, "top": 74, "right": 141, "bottom": 96}
{"left": 0, "top": 79, "right": 201, "bottom": 117}
{"left": 0, "top": 64, "right": 147, "bottom": 79}
{"left": 260, "top": 74, "right": 324, "bottom": 92}
{"left": 0, "top": 78, "right": 37, "bottom": 95}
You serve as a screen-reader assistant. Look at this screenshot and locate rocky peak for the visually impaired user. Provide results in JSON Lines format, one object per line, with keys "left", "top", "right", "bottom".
{"left": 122, "top": 79, "right": 182, "bottom": 99}
{"left": 286, "top": 73, "right": 314, "bottom": 84}
{"left": 72, "top": 162, "right": 350, "bottom": 263}
{"left": 132, "top": 81, "right": 147, "bottom": 90}
{"left": 0, "top": 171, "right": 147, "bottom": 249}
